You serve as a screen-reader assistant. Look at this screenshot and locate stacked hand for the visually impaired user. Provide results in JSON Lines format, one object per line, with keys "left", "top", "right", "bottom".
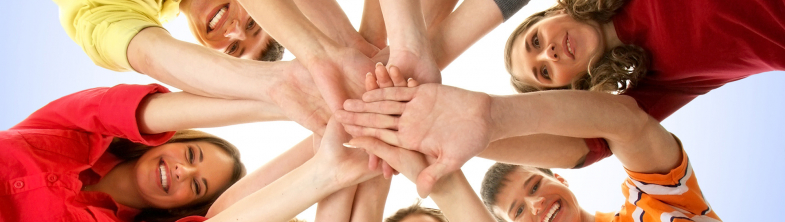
{"left": 336, "top": 65, "right": 493, "bottom": 197}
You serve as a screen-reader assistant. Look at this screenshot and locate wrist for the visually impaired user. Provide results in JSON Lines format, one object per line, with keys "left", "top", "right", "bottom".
{"left": 488, "top": 95, "right": 510, "bottom": 141}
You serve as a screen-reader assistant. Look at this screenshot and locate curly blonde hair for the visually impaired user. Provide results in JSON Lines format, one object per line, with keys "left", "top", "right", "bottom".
{"left": 505, "top": 0, "right": 649, "bottom": 94}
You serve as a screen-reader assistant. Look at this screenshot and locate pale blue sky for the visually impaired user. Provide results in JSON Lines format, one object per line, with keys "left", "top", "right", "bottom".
{"left": 1, "top": 1, "right": 783, "bottom": 221}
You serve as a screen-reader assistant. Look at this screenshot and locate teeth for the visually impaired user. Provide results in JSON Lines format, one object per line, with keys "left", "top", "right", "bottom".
{"left": 567, "top": 40, "right": 574, "bottom": 55}
{"left": 209, "top": 6, "right": 227, "bottom": 29}
{"left": 159, "top": 162, "right": 169, "bottom": 192}
{"left": 543, "top": 202, "right": 560, "bottom": 222}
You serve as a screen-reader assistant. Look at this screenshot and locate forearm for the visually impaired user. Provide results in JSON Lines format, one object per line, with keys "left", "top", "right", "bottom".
{"left": 206, "top": 157, "right": 342, "bottom": 222}
{"left": 380, "top": 0, "right": 428, "bottom": 51}
{"left": 315, "top": 185, "right": 357, "bottom": 222}
{"left": 296, "top": 0, "right": 377, "bottom": 57}
{"left": 421, "top": 0, "right": 460, "bottom": 29}
{"left": 430, "top": 171, "right": 496, "bottom": 222}
{"left": 427, "top": 0, "right": 503, "bottom": 69}
{"left": 478, "top": 134, "right": 589, "bottom": 169}
{"left": 206, "top": 136, "right": 315, "bottom": 217}
{"left": 127, "top": 27, "right": 283, "bottom": 103}
{"left": 360, "top": 0, "right": 388, "bottom": 49}
{"left": 136, "top": 92, "right": 286, "bottom": 134}
{"left": 349, "top": 176, "right": 391, "bottom": 222}
{"left": 488, "top": 91, "right": 648, "bottom": 142}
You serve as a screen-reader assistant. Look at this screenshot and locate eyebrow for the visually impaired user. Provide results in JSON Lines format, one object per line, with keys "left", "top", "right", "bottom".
{"left": 255, "top": 40, "right": 273, "bottom": 61}
{"left": 531, "top": 67, "right": 539, "bottom": 83}
{"left": 525, "top": 37, "right": 531, "bottom": 53}
{"left": 197, "top": 144, "right": 204, "bottom": 162}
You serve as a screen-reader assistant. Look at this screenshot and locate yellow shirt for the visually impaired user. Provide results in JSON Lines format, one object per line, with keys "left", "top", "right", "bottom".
{"left": 54, "top": 0, "right": 181, "bottom": 72}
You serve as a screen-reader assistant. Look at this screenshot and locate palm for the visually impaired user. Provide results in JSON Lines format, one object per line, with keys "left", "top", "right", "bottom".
{"left": 309, "top": 48, "right": 375, "bottom": 111}
{"left": 317, "top": 119, "right": 380, "bottom": 186}
{"left": 270, "top": 60, "right": 332, "bottom": 135}
{"left": 387, "top": 49, "right": 441, "bottom": 84}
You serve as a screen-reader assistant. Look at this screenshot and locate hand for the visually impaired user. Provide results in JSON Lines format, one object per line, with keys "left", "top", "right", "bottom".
{"left": 387, "top": 47, "right": 441, "bottom": 84}
{"left": 344, "top": 137, "right": 432, "bottom": 187}
{"left": 269, "top": 60, "right": 332, "bottom": 135}
{"left": 307, "top": 47, "right": 376, "bottom": 112}
{"left": 335, "top": 84, "right": 492, "bottom": 197}
{"left": 315, "top": 118, "right": 382, "bottom": 187}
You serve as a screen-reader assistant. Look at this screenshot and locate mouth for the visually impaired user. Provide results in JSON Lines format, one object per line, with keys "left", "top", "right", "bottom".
{"left": 158, "top": 159, "right": 170, "bottom": 193}
{"left": 541, "top": 200, "right": 562, "bottom": 222}
{"left": 564, "top": 33, "right": 575, "bottom": 59}
{"left": 206, "top": 4, "right": 230, "bottom": 33}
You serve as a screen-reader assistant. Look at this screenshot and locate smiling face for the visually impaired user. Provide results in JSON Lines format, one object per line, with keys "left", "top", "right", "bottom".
{"left": 181, "top": 0, "right": 275, "bottom": 60}
{"left": 509, "top": 12, "right": 606, "bottom": 89}
{"left": 134, "top": 141, "right": 234, "bottom": 209}
{"left": 491, "top": 168, "right": 585, "bottom": 222}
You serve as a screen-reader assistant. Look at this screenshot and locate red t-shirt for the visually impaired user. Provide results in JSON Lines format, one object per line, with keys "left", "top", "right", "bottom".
{"left": 581, "top": 0, "right": 785, "bottom": 167}
{"left": 0, "top": 84, "right": 175, "bottom": 221}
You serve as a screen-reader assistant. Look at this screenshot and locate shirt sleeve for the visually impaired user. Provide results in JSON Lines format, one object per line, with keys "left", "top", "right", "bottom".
{"left": 12, "top": 84, "right": 174, "bottom": 146}
{"left": 175, "top": 216, "right": 208, "bottom": 222}
{"left": 53, "top": 0, "right": 180, "bottom": 72}
{"left": 575, "top": 138, "right": 613, "bottom": 168}
{"left": 493, "top": 0, "right": 530, "bottom": 21}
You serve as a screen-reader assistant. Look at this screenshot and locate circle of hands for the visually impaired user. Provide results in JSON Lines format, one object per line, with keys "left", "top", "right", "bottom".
{"left": 286, "top": 44, "right": 492, "bottom": 197}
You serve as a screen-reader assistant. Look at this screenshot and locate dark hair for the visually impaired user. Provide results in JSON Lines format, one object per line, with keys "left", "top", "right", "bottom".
{"left": 480, "top": 163, "right": 553, "bottom": 222}
{"left": 108, "top": 130, "right": 246, "bottom": 222}
{"left": 385, "top": 199, "right": 448, "bottom": 222}
{"left": 505, "top": 0, "right": 649, "bottom": 94}
{"left": 258, "top": 39, "right": 286, "bottom": 62}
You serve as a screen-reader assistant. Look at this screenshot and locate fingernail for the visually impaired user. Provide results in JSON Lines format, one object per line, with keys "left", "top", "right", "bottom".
{"left": 367, "top": 72, "right": 373, "bottom": 76}
{"left": 343, "top": 143, "right": 360, "bottom": 149}
{"left": 407, "top": 78, "right": 413, "bottom": 82}
{"left": 376, "top": 62, "right": 384, "bottom": 67}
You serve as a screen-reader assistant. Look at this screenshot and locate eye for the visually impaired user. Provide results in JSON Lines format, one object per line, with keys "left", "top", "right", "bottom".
{"left": 541, "top": 66, "right": 551, "bottom": 80}
{"left": 226, "top": 41, "right": 239, "bottom": 55}
{"left": 532, "top": 33, "right": 540, "bottom": 48}
{"left": 515, "top": 206, "right": 524, "bottom": 218}
{"left": 188, "top": 147, "right": 195, "bottom": 163}
{"left": 246, "top": 19, "right": 256, "bottom": 30}
{"left": 193, "top": 178, "right": 201, "bottom": 195}
{"left": 530, "top": 179, "right": 541, "bottom": 194}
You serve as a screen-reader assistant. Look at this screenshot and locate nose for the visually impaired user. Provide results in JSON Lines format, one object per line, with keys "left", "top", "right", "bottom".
{"left": 224, "top": 19, "right": 246, "bottom": 40}
{"left": 524, "top": 196, "right": 545, "bottom": 216}
{"left": 541, "top": 43, "right": 559, "bottom": 61}
{"left": 174, "top": 163, "right": 197, "bottom": 181}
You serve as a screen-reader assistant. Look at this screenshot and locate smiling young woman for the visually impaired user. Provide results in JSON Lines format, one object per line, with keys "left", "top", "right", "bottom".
{"left": 0, "top": 84, "right": 298, "bottom": 221}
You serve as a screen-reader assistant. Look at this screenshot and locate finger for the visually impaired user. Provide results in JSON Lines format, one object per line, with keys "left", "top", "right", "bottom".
{"left": 362, "top": 87, "right": 418, "bottom": 102}
{"left": 382, "top": 161, "right": 394, "bottom": 179}
{"left": 388, "top": 66, "right": 408, "bottom": 87}
{"left": 375, "top": 62, "right": 394, "bottom": 88}
{"left": 333, "top": 111, "right": 399, "bottom": 129}
{"left": 348, "top": 137, "right": 425, "bottom": 180}
{"left": 365, "top": 72, "right": 379, "bottom": 91}
{"left": 416, "top": 161, "right": 452, "bottom": 198}
{"left": 368, "top": 154, "right": 380, "bottom": 170}
{"left": 342, "top": 124, "right": 402, "bottom": 147}
{"left": 407, "top": 78, "right": 420, "bottom": 87}
{"left": 341, "top": 100, "right": 406, "bottom": 114}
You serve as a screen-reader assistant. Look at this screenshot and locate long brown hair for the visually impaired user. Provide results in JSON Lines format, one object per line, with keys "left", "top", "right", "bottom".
{"left": 108, "top": 130, "right": 246, "bottom": 222}
{"left": 505, "top": 0, "right": 649, "bottom": 94}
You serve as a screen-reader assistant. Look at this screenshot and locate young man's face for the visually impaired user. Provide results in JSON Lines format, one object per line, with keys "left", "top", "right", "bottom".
{"left": 492, "top": 167, "right": 585, "bottom": 222}
{"left": 180, "top": 0, "right": 275, "bottom": 60}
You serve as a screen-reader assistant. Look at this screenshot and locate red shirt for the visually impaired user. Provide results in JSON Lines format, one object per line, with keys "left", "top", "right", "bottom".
{"left": 581, "top": 0, "right": 785, "bottom": 167}
{"left": 0, "top": 84, "right": 175, "bottom": 221}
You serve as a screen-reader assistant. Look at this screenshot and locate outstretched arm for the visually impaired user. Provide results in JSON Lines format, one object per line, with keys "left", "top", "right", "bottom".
{"left": 380, "top": 0, "right": 441, "bottom": 83}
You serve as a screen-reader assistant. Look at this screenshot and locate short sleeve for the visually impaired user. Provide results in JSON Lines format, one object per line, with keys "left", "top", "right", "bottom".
{"left": 575, "top": 138, "right": 613, "bottom": 168}
{"left": 493, "top": 0, "right": 530, "bottom": 21}
{"left": 53, "top": 0, "right": 181, "bottom": 72}
{"left": 13, "top": 84, "right": 174, "bottom": 146}
{"left": 175, "top": 215, "right": 208, "bottom": 222}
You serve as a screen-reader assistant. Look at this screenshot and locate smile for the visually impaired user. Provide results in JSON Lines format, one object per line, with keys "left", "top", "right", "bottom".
{"left": 564, "top": 34, "right": 575, "bottom": 59}
{"left": 159, "top": 159, "right": 170, "bottom": 193}
{"left": 207, "top": 4, "right": 229, "bottom": 32}
{"left": 542, "top": 200, "right": 561, "bottom": 222}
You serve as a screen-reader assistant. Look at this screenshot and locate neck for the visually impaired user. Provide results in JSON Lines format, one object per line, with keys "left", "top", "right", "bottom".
{"left": 84, "top": 160, "right": 149, "bottom": 209}
{"left": 179, "top": 0, "right": 192, "bottom": 12}
{"left": 581, "top": 208, "right": 596, "bottom": 222}
{"left": 601, "top": 21, "right": 623, "bottom": 50}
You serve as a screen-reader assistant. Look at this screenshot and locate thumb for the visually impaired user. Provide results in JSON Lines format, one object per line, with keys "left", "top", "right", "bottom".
{"left": 415, "top": 161, "right": 452, "bottom": 198}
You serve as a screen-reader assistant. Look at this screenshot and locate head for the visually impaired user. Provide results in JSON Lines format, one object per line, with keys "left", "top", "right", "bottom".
{"left": 179, "top": 0, "right": 285, "bottom": 61}
{"left": 385, "top": 200, "right": 449, "bottom": 222}
{"left": 109, "top": 130, "right": 246, "bottom": 222}
{"left": 481, "top": 163, "right": 586, "bottom": 222}
{"left": 505, "top": 0, "right": 648, "bottom": 94}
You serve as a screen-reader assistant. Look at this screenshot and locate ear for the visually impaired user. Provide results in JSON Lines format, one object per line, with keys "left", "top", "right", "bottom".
{"left": 553, "top": 173, "right": 569, "bottom": 187}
